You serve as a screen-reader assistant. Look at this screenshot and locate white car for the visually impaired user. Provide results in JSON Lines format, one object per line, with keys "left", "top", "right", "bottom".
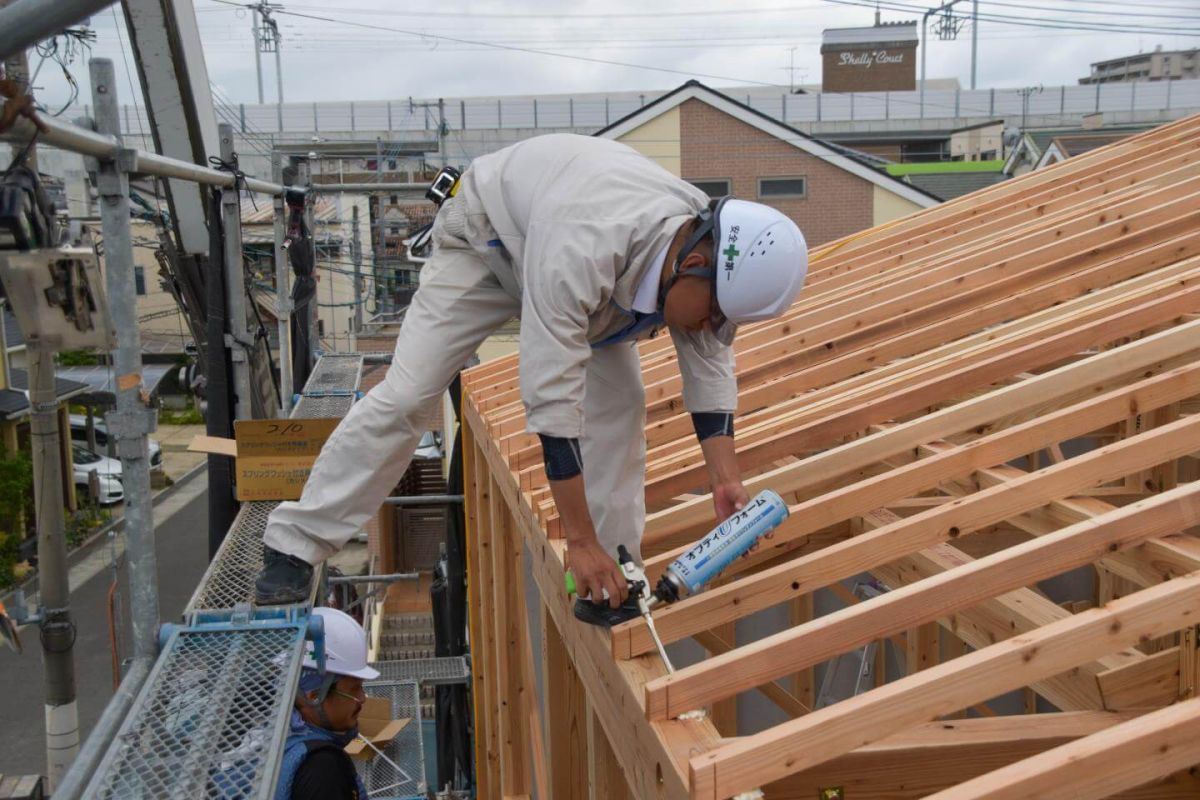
{"left": 72, "top": 443, "right": 124, "bottom": 506}
{"left": 69, "top": 414, "right": 163, "bottom": 472}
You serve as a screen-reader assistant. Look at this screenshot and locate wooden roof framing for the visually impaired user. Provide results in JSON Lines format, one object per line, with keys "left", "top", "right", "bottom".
{"left": 460, "top": 112, "right": 1200, "bottom": 800}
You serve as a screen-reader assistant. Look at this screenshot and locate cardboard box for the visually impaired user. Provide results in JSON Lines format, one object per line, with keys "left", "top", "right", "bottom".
{"left": 344, "top": 697, "right": 410, "bottom": 760}
{"left": 187, "top": 418, "right": 341, "bottom": 501}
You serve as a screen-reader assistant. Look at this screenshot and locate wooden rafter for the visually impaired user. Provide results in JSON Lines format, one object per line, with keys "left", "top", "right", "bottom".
{"left": 461, "top": 113, "right": 1200, "bottom": 800}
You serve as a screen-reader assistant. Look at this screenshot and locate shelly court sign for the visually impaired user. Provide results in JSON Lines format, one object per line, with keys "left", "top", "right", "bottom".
{"left": 838, "top": 50, "right": 906, "bottom": 68}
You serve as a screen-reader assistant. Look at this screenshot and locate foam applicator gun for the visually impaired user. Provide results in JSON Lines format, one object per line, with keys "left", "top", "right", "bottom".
{"left": 566, "top": 490, "right": 790, "bottom": 672}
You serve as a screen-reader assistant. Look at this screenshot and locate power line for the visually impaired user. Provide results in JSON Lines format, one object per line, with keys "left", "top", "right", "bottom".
{"left": 818, "top": 0, "right": 1200, "bottom": 34}
{"left": 203, "top": 0, "right": 788, "bottom": 88}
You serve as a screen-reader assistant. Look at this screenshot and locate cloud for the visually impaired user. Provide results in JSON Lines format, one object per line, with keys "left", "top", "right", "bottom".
{"left": 27, "top": 0, "right": 1199, "bottom": 109}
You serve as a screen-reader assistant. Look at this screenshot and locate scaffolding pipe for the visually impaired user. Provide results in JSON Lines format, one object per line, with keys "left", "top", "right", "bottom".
{"left": 273, "top": 153, "right": 293, "bottom": 416}
{"left": 327, "top": 572, "right": 419, "bottom": 585}
{"left": 90, "top": 59, "right": 161, "bottom": 666}
{"left": 382, "top": 494, "right": 464, "bottom": 506}
{"left": 0, "top": 96, "right": 289, "bottom": 194}
{"left": 309, "top": 183, "right": 426, "bottom": 193}
{"left": 0, "top": 0, "right": 116, "bottom": 61}
{"left": 219, "top": 122, "right": 253, "bottom": 421}
{"left": 50, "top": 658, "right": 152, "bottom": 800}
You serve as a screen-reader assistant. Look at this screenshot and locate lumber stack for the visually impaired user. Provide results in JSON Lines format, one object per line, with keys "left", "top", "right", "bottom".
{"left": 461, "top": 113, "right": 1200, "bottom": 800}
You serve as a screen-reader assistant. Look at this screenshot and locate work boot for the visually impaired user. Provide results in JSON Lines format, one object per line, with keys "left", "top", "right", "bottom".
{"left": 573, "top": 596, "right": 641, "bottom": 627}
{"left": 254, "top": 546, "right": 314, "bottom": 605}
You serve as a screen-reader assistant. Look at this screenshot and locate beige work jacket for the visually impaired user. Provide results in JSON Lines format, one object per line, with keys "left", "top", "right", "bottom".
{"left": 448, "top": 134, "right": 737, "bottom": 438}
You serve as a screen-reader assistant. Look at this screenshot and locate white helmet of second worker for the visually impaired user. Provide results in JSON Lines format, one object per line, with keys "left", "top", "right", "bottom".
{"left": 301, "top": 606, "right": 380, "bottom": 680}
{"left": 710, "top": 197, "right": 808, "bottom": 343}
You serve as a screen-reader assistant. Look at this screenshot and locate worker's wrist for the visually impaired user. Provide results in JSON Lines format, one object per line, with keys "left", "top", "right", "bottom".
{"left": 539, "top": 434, "right": 583, "bottom": 481}
{"left": 691, "top": 411, "right": 734, "bottom": 442}
{"left": 565, "top": 526, "right": 600, "bottom": 548}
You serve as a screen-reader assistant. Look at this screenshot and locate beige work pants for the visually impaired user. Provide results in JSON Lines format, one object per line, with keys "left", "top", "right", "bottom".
{"left": 263, "top": 231, "right": 648, "bottom": 565}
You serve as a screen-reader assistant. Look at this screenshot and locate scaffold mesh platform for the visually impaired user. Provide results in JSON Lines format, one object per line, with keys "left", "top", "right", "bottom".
{"left": 358, "top": 680, "right": 425, "bottom": 798}
{"left": 86, "top": 354, "right": 366, "bottom": 799}
{"left": 373, "top": 656, "right": 470, "bottom": 686}
{"left": 83, "top": 621, "right": 307, "bottom": 799}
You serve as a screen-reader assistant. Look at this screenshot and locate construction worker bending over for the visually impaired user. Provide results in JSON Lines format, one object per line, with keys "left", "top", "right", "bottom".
{"left": 255, "top": 134, "right": 808, "bottom": 623}
{"left": 275, "top": 607, "right": 378, "bottom": 800}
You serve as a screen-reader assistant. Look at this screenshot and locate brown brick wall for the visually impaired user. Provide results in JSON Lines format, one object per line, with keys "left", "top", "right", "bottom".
{"left": 679, "top": 99, "right": 874, "bottom": 247}
{"left": 821, "top": 43, "right": 917, "bottom": 92}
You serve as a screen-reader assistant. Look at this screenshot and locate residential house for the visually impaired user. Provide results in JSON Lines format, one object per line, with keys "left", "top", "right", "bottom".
{"left": 596, "top": 81, "right": 938, "bottom": 247}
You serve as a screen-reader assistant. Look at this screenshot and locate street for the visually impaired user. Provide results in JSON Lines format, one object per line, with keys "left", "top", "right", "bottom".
{"left": 0, "top": 469, "right": 209, "bottom": 779}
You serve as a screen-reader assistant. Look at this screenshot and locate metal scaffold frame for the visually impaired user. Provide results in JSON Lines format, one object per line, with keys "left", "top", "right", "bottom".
{"left": 0, "top": 57, "right": 375, "bottom": 799}
{"left": 461, "top": 113, "right": 1200, "bottom": 800}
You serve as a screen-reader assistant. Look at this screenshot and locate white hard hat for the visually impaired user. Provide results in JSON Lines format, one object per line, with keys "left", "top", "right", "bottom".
{"left": 660, "top": 197, "right": 808, "bottom": 346}
{"left": 302, "top": 607, "right": 380, "bottom": 681}
{"left": 712, "top": 198, "right": 807, "bottom": 336}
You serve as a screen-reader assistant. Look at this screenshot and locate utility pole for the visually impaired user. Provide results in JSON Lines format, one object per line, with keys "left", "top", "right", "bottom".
{"left": 352, "top": 203, "right": 363, "bottom": 334}
{"left": 251, "top": 8, "right": 264, "bottom": 104}
{"left": 970, "top": 0, "right": 979, "bottom": 90}
{"left": 250, "top": 3, "right": 283, "bottom": 122}
{"left": 2, "top": 13, "right": 75, "bottom": 786}
{"left": 920, "top": 0, "right": 968, "bottom": 118}
{"left": 1019, "top": 84, "right": 1043, "bottom": 131}
{"left": 409, "top": 96, "right": 447, "bottom": 169}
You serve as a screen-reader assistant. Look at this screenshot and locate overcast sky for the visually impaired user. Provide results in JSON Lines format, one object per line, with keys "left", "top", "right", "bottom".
{"left": 26, "top": 0, "right": 1200, "bottom": 110}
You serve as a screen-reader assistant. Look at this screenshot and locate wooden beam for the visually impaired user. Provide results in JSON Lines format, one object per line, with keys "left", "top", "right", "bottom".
{"left": 621, "top": 411, "right": 1200, "bottom": 660}
{"left": 646, "top": 481, "right": 1200, "bottom": 721}
{"left": 925, "top": 698, "right": 1200, "bottom": 800}
{"left": 761, "top": 711, "right": 1197, "bottom": 800}
{"left": 640, "top": 317, "right": 1200, "bottom": 552}
{"left": 688, "top": 568, "right": 1200, "bottom": 799}
{"left": 1097, "top": 647, "right": 1182, "bottom": 710}
{"left": 464, "top": 399, "right": 722, "bottom": 800}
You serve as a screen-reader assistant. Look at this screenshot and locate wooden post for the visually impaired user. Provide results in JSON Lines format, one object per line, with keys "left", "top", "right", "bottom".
{"left": 543, "top": 604, "right": 589, "bottom": 799}
{"left": 789, "top": 595, "right": 815, "bottom": 711}
{"left": 461, "top": 425, "right": 493, "bottom": 798}
{"left": 588, "top": 702, "right": 631, "bottom": 800}
{"left": 489, "top": 475, "right": 532, "bottom": 794}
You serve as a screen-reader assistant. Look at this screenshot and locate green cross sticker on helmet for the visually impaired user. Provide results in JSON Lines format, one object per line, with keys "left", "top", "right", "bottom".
{"left": 709, "top": 197, "right": 809, "bottom": 344}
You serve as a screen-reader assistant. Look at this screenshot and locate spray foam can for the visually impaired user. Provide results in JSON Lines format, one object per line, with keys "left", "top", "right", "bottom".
{"left": 653, "top": 489, "right": 789, "bottom": 603}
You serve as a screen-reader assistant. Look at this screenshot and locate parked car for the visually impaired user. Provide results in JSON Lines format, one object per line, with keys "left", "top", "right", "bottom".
{"left": 69, "top": 414, "right": 163, "bottom": 472}
{"left": 72, "top": 443, "right": 124, "bottom": 506}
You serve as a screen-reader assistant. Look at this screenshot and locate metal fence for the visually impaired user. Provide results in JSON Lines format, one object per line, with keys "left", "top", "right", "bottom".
{"left": 80, "top": 80, "right": 1200, "bottom": 137}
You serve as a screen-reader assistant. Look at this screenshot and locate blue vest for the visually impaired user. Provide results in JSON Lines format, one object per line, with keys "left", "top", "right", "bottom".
{"left": 274, "top": 714, "right": 368, "bottom": 800}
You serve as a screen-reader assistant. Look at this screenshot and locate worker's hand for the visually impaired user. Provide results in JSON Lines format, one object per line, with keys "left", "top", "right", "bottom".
{"left": 567, "top": 538, "right": 628, "bottom": 608}
{"left": 712, "top": 479, "right": 749, "bottom": 522}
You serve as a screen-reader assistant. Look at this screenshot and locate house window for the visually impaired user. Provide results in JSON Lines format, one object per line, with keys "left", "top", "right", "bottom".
{"left": 387, "top": 159, "right": 397, "bottom": 170}
{"left": 134, "top": 266, "right": 146, "bottom": 296}
{"left": 390, "top": 226, "right": 401, "bottom": 235}
{"left": 316, "top": 243, "right": 342, "bottom": 260}
{"left": 688, "top": 179, "right": 731, "bottom": 198}
{"left": 389, "top": 194, "right": 398, "bottom": 205}
{"left": 758, "top": 177, "right": 807, "bottom": 199}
